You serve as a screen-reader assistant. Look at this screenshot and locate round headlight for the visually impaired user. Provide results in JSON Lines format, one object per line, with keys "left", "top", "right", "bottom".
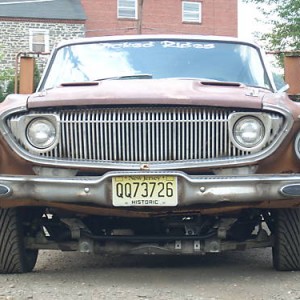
{"left": 233, "top": 117, "right": 265, "bottom": 148}
{"left": 27, "top": 118, "right": 57, "bottom": 149}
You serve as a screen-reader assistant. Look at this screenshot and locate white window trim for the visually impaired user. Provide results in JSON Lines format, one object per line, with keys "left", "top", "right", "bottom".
{"left": 182, "top": 1, "right": 202, "bottom": 23}
{"left": 29, "top": 29, "right": 49, "bottom": 52}
{"left": 117, "top": 0, "right": 138, "bottom": 19}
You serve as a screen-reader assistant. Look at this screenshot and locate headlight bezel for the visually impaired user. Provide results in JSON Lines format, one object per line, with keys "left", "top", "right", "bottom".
{"left": 9, "top": 114, "right": 60, "bottom": 153}
{"left": 228, "top": 112, "right": 272, "bottom": 152}
{"left": 294, "top": 132, "right": 300, "bottom": 160}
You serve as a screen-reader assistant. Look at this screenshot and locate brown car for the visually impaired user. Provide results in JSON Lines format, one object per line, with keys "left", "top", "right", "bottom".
{"left": 0, "top": 35, "right": 300, "bottom": 273}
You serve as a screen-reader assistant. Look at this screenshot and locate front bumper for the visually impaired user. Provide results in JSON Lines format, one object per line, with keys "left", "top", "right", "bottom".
{"left": 1, "top": 171, "right": 300, "bottom": 207}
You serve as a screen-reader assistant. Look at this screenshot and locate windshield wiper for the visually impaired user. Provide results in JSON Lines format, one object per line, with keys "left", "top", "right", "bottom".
{"left": 165, "top": 77, "right": 243, "bottom": 87}
{"left": 94, "top": 74, "right": 153, "bottom": 81}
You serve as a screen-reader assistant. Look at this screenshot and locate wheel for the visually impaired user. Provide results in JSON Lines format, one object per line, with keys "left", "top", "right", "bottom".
{"left": 0, "top": 208, "right": 38, "bottom": 273}
{"left": 272, "top": 208, "right": 300, "bottom": 271}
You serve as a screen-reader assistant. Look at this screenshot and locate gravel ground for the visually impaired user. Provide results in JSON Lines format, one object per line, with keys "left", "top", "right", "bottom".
{"left": 0, "top": 248, "right": 300, "bottom": 300}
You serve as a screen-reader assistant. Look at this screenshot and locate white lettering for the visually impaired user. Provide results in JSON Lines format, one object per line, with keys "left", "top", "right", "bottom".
{"left": 99, "top": 42, "right": 156, "bottom": 49}
{"left": 161, "top": 41, "right": 215, "bottom": 49}
{"left": 97, "top": 41, "right": 215, "bottom": 50}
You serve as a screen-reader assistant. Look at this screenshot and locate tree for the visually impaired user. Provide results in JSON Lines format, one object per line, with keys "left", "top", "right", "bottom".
{"left": 244, "top": 0, "right": 300, "bottom": 51}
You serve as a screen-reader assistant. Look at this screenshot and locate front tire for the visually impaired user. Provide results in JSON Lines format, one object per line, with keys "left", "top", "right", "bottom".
{"left": 0, "top": 208, "right": 38, "bottom": 274}
{"left": 272, "top": 208, "right": 300, "bottom": 271}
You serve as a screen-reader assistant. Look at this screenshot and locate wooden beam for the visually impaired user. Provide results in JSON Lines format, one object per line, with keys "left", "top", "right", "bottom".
{"left": 19, "top": 57, "right": 35, "bottom": 94}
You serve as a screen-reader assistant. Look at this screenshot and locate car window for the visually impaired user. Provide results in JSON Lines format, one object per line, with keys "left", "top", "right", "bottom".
{"left": 41, "top": 40, "right": 272, "bottom": 90}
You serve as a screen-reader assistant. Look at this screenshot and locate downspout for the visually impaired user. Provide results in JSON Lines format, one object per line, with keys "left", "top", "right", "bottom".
{"left": 137, "top": 0, "right": 144, "bottom": 34}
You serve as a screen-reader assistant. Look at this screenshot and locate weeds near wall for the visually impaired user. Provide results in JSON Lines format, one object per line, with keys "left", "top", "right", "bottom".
{"left": 0, "top": 47, "right": 15, "bottom": 102}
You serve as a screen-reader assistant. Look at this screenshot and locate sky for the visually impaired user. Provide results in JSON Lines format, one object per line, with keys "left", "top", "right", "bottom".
{"left": 238, "top": 0, "right": 267, "bottom": 40}
{"left": 238, "top": 1, "right": 283, "bottom": 76}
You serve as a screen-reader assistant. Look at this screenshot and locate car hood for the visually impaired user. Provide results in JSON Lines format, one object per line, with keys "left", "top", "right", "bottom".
{"left": 28, "top": 79, "right": 268, "bottom": 109}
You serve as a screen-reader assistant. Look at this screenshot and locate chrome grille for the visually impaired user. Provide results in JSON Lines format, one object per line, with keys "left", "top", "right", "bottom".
{"left": 53, "top": 107, "right": 247, "bottom": 161}
{"left": 7, "top": 107, "right": 285, "bottom": 164}
{"left": 46, "top": 108, "right": 246, "bottom": 162}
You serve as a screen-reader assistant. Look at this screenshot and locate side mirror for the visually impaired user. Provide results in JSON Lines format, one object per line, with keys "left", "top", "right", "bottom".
{"left": 278, "top": 83, "right": 290, "bottom": 93}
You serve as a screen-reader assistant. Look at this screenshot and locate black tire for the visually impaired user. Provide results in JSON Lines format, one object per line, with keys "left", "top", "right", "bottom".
{"left": 0, "top": 208, "right": 38, "bottom": 274}
{"left": 272, "top": 208, "right": 300, "bottom": 271}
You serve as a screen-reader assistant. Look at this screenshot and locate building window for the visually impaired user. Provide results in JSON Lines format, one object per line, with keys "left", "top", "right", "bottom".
{"left": 29, "top": 29, "right": 49, "bottom": 52}
{"left": 182, "top": 1, "right": 202, "bottom": 23}
{"left": 118, "top": 0, "right": 138, "bottom": 19}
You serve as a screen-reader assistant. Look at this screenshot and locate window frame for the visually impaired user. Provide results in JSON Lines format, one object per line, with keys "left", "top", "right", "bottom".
{"left": 117, "top": 0, "right": 138, "bottom": 19}
{"left": 29, "top": 29, "right": 49, "bottom": 52}
{"left": 182, "top": 1, "right": 202, "bottom": 23}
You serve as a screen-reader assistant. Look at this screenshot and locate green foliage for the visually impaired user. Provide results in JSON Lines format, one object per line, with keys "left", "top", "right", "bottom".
{"left": 243, "top": 0, "right": 300, "bottom": 50}
{"left": 0, "top": 87, "right": 4, "bottom": 103}
{"left": 0, "top": 46, "right": 14, "bottom": 102}
{"left": 0, "top": 70, "right": 14, "bottom": 103}
{"left": 33, "top": 63, "right": 41, "bottom": 91}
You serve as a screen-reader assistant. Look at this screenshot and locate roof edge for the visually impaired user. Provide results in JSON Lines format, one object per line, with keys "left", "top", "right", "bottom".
{"left": 0, "top": 16, "right": 85, "bottom": 23}
{"left": 54, "top": 34, "right": 259, "bottom": 49}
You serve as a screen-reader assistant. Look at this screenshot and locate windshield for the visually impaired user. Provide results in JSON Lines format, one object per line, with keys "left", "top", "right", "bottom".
{"left": 40, "top": 39, "right": 272, "bottom": 90}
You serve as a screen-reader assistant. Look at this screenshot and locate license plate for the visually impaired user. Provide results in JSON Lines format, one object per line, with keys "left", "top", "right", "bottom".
{"left": 112, "top": 175, "right": 178, "bottom": 207}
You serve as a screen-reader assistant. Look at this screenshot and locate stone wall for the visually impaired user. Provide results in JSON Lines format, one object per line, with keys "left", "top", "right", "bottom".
{"left": 0, "top": 19, "right": 85, "bottom": 76}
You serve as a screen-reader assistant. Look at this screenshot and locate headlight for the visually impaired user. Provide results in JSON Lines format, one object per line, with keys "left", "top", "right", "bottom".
{"left": 27, "top": 118, "right": 57, "bottom": 149}
{"left": 233, "top": 117, "right": 265, "bottom": 148}
{"left": 295, "top": 132, "right": 300, "bottom": 159}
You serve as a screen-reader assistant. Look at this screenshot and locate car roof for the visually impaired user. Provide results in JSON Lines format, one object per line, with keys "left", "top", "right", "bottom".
{"left": 55, "top": 34, "right": 260, "bottom": 49}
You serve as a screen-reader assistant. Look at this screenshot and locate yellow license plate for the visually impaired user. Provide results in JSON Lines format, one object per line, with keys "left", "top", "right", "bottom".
{"left": 112, "top": 175, "right": 178, "bottom": 207}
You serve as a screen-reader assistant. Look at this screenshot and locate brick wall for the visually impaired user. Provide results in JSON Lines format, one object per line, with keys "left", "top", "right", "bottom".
{"left": 0, "top": 19, "right": 85, "bottom": 73}
{"left": 81, "top": 0, "right": 237, "bottom": 37}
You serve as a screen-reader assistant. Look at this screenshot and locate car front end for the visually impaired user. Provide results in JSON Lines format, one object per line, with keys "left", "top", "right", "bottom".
{"left": 1, "top": 35, "right": 300, "bottom": 273}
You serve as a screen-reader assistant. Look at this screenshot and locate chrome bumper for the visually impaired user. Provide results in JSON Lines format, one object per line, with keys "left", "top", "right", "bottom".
{"left": 1, "top": 171, "right": 300, "bottom": 206}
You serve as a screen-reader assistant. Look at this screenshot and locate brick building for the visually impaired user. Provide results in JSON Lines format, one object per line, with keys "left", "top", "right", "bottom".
{"left": 0, "top": 0, "right": 238, "bottom": 72}
{"left": 81, "top": 0, "right": 238, "bottom": 37}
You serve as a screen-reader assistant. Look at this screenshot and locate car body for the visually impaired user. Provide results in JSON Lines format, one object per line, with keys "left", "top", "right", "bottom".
{"left": 0, "top": 35, "right": 300, "bottom": 273}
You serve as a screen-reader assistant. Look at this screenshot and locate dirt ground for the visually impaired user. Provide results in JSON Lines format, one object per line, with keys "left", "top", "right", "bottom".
{"left": 0, "top": 248, "right": 300, "bottom": 300}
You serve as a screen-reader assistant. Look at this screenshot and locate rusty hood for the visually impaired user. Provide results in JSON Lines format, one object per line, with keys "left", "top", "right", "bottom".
{"left": 27, "top": 79, "right": 268, "bottom": 109}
